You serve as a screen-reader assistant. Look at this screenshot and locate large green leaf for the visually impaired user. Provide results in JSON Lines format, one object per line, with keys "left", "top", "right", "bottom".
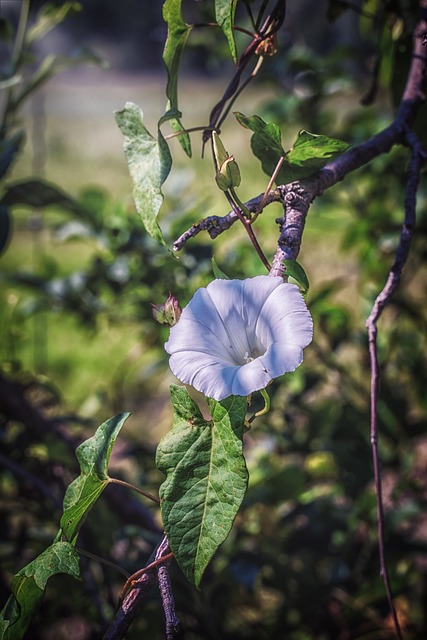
{"left": 215, "top": 0, "right": 238, "bottom": 62}
{"left": 162, "top": 0, "right": 192, "bottom": 156}
{"left": 0, "top": 542, "right": 80, "bottom": 640}
{"left": 156, "top": 386, "right": 248, "bottom": 587}
{"left": 115, "top": 102, "right": 172, "bottom": 246}
{"left": 60, "top": 413, "right": 130, "bottom": 543}
{"left": 234, "top": 112, "right": 287, "bottom": 182}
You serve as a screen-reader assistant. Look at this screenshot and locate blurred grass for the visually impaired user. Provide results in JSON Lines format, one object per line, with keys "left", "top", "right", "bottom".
{"left": 2, "top": 67, "right": 360, "bottom": 422}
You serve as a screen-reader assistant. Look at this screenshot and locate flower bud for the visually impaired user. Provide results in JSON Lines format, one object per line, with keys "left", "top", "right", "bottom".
{"left": 152, "top": 293, "right": 182, "bottom": 326}
{"left": 213, "top": 131, "right": 241, "bottom": 191}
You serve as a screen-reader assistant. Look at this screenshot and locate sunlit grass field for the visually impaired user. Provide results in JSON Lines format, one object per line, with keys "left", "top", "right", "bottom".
{"left": 1, "top": 66, "right": 360, "bottom": 432}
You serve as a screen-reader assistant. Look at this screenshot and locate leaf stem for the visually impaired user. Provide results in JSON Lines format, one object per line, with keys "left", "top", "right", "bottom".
{"left": 76, "top": 547, "right": 130, "bottom": 579}
{"left": 248, "top": 388, "right": 271, "bottom": 424}
{"left": 108, "top": 477, "right": 160, "bottom": 504}
{"left": 253, "top": 156, "right": 285, "bottom": 222}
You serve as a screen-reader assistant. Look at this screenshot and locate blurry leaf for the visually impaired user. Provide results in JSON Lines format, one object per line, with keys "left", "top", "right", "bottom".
{"left": 156, "top": 385, "right": 248, "bottom": 586}
{"left": 0, "top": 205, "right": 11, "bottom": 255}
{"left": 12, "top": 49, "right": 107, "bottom": 109}
{"left": 162, "top": 0, "right": 192, "bottom": 156}
{"left": 26, "top": 2, "right": 82, "bottom": 45}
{"left": 0, "top": 131, "right": 25, "bottom": 181}
{"left": 215, "top": 0, "right": 238, "bottom": 62}
{"left": 234, "top": 112, "right": 286, "bottom": 181}
{"left": 60, "top": 413, "right": 130, "bottom": 543}
{"left": 212, "top": 256, "right": 230, "bottom": 279}
{"left": 0, "top": 542, "right": 80, "bottom": 640}
{"left": 0, "top": 16, "right": 13, "bottom": 43}
{"left": 0, "top": 179, "right": 82, "bottom": 215}
{"left": 283, "top": 259, "right": 310, "bottom": 295}
{"left": 286, "top": 130, "right": 350, "bottom": 179}
{"left": 327, "top": 0, "right": 348, "bottom": 21}
{"left": 115, "top": 102, "right": 172, "bottom": 246}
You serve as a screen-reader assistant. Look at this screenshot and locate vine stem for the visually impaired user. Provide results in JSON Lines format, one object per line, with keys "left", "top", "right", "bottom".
{"left": 365, "top": 135, "right": 423, "bottom": 640}
{"left": 224, "top": 190, "right": 271, "bottom": 271}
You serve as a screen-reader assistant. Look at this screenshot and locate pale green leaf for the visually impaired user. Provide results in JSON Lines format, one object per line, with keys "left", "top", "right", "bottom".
{"left": 115, "top": 102, "right": 172, "bottom": 246}
{"left": 215, "top": 0, "right": 238, "bottom": 62}
{"left": 61, "top": 413, "right": 130, "bottom": 542}
{"left": 0, "top": 542, "right": 80, "bottom": 640}
{"left": 156, "top": 386, "right": 248, "bottom": 587}
{"left": 162, "top": 0, "right": 192, "bottom": 156}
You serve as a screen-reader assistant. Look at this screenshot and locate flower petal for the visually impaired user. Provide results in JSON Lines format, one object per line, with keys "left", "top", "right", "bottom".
{"left": 255, "top": 283, "right": 313, "bottom": 348}
{"left": 165, "top": 276, "right": 313, "bottom": 400}
{"left": 169, "top": 351, "right": 239, "bottom": 401}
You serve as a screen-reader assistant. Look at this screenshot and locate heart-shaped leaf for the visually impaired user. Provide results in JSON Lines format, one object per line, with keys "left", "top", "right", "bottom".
{"left": 156, "top": 386, "right": 248, "bottom": 587}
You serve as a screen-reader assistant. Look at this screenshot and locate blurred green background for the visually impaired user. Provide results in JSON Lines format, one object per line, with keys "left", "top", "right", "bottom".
{"left": 1, "top": 1, "right": 427, "bottom": 638}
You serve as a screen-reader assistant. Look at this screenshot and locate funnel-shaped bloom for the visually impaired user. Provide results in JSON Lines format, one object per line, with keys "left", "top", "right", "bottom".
{"left": 165, "top": 276, "right": 313, "bottom": 401}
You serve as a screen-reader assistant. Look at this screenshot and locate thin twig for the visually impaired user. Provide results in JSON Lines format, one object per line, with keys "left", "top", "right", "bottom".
{"left": 224, "top": 190, "right": 271, "bottom": 271}
{"left": 364, "top": 135, "right": 423, "bottom": 640}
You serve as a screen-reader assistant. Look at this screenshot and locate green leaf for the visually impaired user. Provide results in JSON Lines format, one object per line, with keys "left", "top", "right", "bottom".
{"left": 115, "top": 102, "right": 172, "bottom": 246}
{"left": 0, "top": 542, "right": 80, "bottom": 640}
{"left": 26, "top": 2, "right": 82, "bottom": 46}
{"left": 234, "top": 112, "right": 286, "bottom": 182}
{"left": 60, "top": 413, "right": 130, "bottom": 543}
{"left": 215, "top": 0, "right": 238, "bottom": 62}
{"left": 283, "top": 259, "right": 310, "bottom": 295}
{"left": 212, "top": 257, "right": 230, "bottom": 279}
{"left": 0, "top": 179, "right": 83, "bottom": 215}
{"left": 235, "top": 113, "right": 350, "bottom": 184}
{"left": 286, "top": 130, "right": 350, "bottom": 179}
{"left": 162, "top": 0, "right": 192, "bottom": 156}
{"left": 156, "top": 386, "right": 248, "bottom": 587}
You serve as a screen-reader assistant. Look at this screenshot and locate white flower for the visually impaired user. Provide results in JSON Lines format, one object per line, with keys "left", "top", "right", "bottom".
{"left": 165, "top": 275, "right": 313, "bottom": 401}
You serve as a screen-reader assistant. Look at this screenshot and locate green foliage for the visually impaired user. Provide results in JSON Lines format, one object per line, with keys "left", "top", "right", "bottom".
{"left": 283, "top": 259, "right": 310, "bottom": 295}
{"left": 61, "top": 413, "right": 130, "bottom": 542}
{"left": 156, "top": 386, "right": 248, "bottom": 586}
{"left": 215, "top": 0, "right": 238, "bottom": 61}
{"left": 162, "top": 0, "right": 192, "bottom": 156}
{"left": 0, "top": 413, "right": 130, "bottom": 635}
{"left": 2, "top": 0, "right": 427, "bottom": 638}
{"left": 26, "top": 1, "right": 82, "bottom": 45}
{"left": 235, "top": 112, "right": 349, "bottom": 183}
{"left": 0, "top": 543, "right": 80, "bottom": 640}
{"left": 115, "top": 102, "right": 172, "bottom": 247}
